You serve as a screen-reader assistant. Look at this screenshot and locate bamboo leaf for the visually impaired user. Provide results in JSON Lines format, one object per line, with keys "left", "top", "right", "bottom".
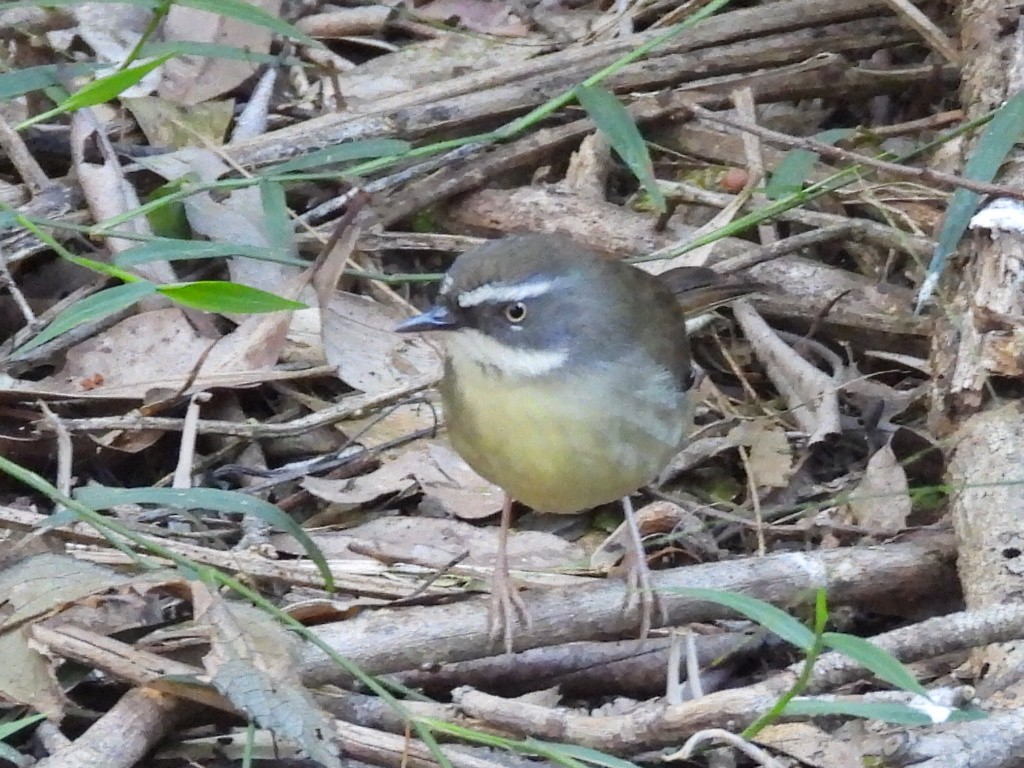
{"left": 75, "top": 486, "right": 333, "bottom": 590}
{"left": 11, "top": 282, "right": 157, "bottom": 357}
{"left": 577, "top": 84, "right": 665, "bottom": 212}
{"left": 671, "top": 587, "right": 816, "bottom": 651}
{"left": 158, "top": 281, "right": 305, "bottom": 313}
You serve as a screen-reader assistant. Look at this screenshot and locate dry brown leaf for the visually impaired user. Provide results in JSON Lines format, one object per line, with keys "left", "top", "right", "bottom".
{"left": 0, "top": 553, "right": 132, "bottom": 630}
{"left": 123, "top": 96, "right": 235, "bottom": 149}
{"left": 159, "top": 0, "right": 281, "bottom": 105}
{"left": 0, "top": 554, "right": 137, "bottom": 718}
{"left": 195, "top": 584, "right": 342, "bottom": 767}
{"left": 728, "top": 420, "right": 794, "bottom": 489}
{"left": 419, "top": 442, "right": 503, "bottom": 519}
{"left": 755, "top": 722, "right": 863, "bottom": 768}
{"left": 131, "top": 148, "right": 313, "bottom": 372}
{"left": 339, "top": 401, "right": 440, "bottom": 449}
{"left": 0, "top": 628, "right": 66, "bottom": 719}
{"left": 846, "top": 443, "right": 911, "bottom": 533}
{"left": 41, "top": 308, "right": 210, "bottom": 396}
{"left": 414, "top": 0, "right": 531, "bottom": 35}
{"left": 59, "top": 3, "right": 157, "bottom": 94}
{"left": 137, "top": 148, "right": 290, "bottom": 281}
{"left": 30, "top": 306, "right": 309, "bottom": 399}
{"left": 303, "top": 442, "right": 499, "bottom": 519}
{"left": 321, "top": 291, "right": 441, "bottom": 394}
{"left": 327, "top": 34, "right": 538, "bottom": 112}
{"left": 71, "top": 111, "right": 169, "bottom": 279}
{"left": 296, "top": 514, "right": 583, "bottom": 574}
{"left": 2, "top": 363, "right": 307, "bottom": 401}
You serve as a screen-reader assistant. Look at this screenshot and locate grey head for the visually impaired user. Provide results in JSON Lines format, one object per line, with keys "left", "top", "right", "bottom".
{"left": 395, "top": 234, "right": 692, "bottom": 384}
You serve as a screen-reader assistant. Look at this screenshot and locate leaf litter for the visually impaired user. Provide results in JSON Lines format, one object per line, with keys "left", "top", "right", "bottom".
{"left": 0, "top": 0, "right": 1010, "bottom": 766}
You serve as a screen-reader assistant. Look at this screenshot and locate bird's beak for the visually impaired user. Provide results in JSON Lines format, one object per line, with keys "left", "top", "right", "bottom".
{"left": 395, "top": 304, "right": 459, "bottom": 333}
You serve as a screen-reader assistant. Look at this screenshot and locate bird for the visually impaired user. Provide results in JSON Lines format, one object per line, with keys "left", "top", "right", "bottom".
{"left": 395, "top": 233, "right": 751, "bottom": 651}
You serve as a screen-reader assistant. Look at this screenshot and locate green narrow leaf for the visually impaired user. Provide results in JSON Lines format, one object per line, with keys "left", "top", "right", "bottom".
{"left": 919, "top": 92, "right": 1024, "bottom": 309}
{"left": 11, "top": 282, "right": 158, "bottom": 357}
{"left": 115, "top": 238, "right": 306, "bottom": 267}
{"left": 764, "top": 128, "right": 854, "bottom": 199}
{"left": 144, "top": 177, "right": 193, "bottom": 239}
{"left": 0, "top": 0, "right": 159, "bottom": 8}
{"left": 0, "top": 62, "right": 100, "bottom": 100}
{"left": 259, "top": 180, "right": 295, "bottom": 257}
{"left": 821, "top": 632, "right": 928, "bottom": 696}
{"left": 264, "top": 138, "right": 412, "bottom": 176}
{"left": 0, "top": 713, "right": 46, "bottom": 742}
{"left": 671, "top": 587, "right": 816, "bottom": 651}
{"left": 16, "top": 53, "right": 175, "bottom": 131}
{"left": 9, "top": 211, "right": 140, "bottom": 281}
{"left": 577, "top": 84, "right": 665, "bottom": 212}
{"left": 65, "top": 53, "right": 174, "bottom": 109}
{"left": 784, "top": 697, "right": 986, "bottom": 725}
{"left": 158, "top": 281, "right": 306, "bottom": 313}
{"left": 74, "top": 486, "right": 333, "bottom": 590}
{"left": 529, "top": 741, "right": 641, "bottom": 768}
{"left": 62, "top": 252, "right": 143, "bottom": 283}
{"left": 140, "top": 40, "right": 295, "bottom": 66}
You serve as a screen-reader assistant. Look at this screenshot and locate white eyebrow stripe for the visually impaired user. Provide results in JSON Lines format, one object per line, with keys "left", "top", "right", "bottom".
{"left": 456, "top": 278, "right": 555, "bottom": 308}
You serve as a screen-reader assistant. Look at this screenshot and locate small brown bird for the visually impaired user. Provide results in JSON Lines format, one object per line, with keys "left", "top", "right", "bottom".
{"left": 396, "top": 234, "right": 749, "bottom": 650}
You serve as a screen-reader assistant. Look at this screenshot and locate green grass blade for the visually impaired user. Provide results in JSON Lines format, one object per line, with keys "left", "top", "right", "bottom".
{"left": 821, "top": 632, "right": 927, "bottom": 696}
{"left": 577, "top": 84, "right": 665, "bottom": 212}
{"left": 532, "top": 741, "right": 641, "bottom": 768}
{"left": 74, "top": 486, "right": 333, "bottom": 590}
{"left": 0, "top": 714, "right": 46, "bottom": 743}
{"left": 11, "top": 281, "right": 158, "bottom": 357}
{"left": 918, "top": 91, "right": 1024, "bottom": 309}
{"left": 671, "top": 587, "right": 816, "bottom": 650}
{"left": 784, "top": 697, "right": 985, "bottom": 725}
{"left": 0, "top": 62, "right": 100, "bottom": 100}
{"left": 115, "top": 238, "right": 307, "bottom": 267}
{"left": 158, "top": 281, "right": 305, "bottom": 312}
{"left": 764, "top": 128, "right": 854, "bottom": 199}
{"left": 140, "top": 40, "right": 298, "bottom": 65}
{"left": 16, "top": 53, "right": 175, "bottom": 131}
{"left": 263, "top": 138, "right": 412, "bottom": 176}
{"left": 259, "top": 180, "right": 295, "bottom": 257}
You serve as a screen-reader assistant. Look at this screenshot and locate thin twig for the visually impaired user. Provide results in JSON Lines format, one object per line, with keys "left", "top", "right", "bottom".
{"left": 43, "top": 375, "right": 439, "bottom": 437}
{"left": 689, "top": 103, "right": 1024, "bottom": 200}
{"left": 673, "top": 728, "right": 785, "bottom": 768}
{"left": 714, "top": 223, "right": 858, "bottom": 273}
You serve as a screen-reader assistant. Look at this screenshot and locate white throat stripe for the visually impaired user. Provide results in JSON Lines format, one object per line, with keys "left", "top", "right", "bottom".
{"left": 449, "top": 329, "right": 568, "bottom": 377}
{"left": 457, "top": 278, "right": 555, "bottom": 308}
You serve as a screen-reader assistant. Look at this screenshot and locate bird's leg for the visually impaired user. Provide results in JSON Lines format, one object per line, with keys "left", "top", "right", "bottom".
{"left": 488, "top": 493, "right": 532, "bottom": 653}
{"left": 621, "top": 495, "right": 668, "bottom": 637}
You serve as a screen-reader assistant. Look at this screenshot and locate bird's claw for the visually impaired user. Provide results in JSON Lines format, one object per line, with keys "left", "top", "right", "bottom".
{"left": 487, "top": 571, "right": 532, "bottom": 654}
{"left": 623, "top": 550, "right": 667, "bottom": 638}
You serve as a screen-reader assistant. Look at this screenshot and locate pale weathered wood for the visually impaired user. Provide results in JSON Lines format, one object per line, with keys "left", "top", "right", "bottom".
{"left": 300, "top": 535, "right": 956, "bottom": 683}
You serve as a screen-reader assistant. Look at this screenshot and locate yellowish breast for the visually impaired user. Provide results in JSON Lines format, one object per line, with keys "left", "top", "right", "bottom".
{"left": 440, "top": 355, "right": 689, "bottom": 514}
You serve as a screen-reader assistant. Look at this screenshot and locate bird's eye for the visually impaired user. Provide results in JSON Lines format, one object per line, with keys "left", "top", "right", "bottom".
{"left": 504, "top": 302, "right": 527, "bottom": 323}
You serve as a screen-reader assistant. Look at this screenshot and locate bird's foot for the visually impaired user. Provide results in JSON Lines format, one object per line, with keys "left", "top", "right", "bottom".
{"left": 620, "top": 496, "right": 667, "bottom": 637}
{"left": 622, "top": 551, "right": 667, "bottom": 638}
{"left": 487, "top": 567, "right": 532, "bottom": 654}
